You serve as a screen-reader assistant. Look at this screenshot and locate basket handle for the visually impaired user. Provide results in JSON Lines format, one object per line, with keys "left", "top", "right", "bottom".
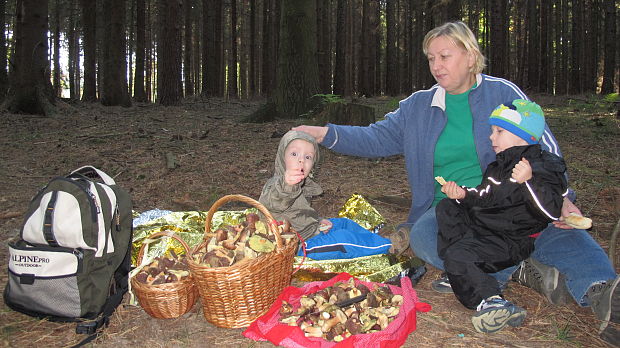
{"left": 204, "top": 194, "right": 284, "bottom": 250}
{"left": 137, "top": 230, "right": 191, "bottom": 264}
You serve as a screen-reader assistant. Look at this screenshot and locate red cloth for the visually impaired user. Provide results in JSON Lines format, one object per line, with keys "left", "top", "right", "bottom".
{"left": 243, "top": 273, "right": 431, "bottom": 348}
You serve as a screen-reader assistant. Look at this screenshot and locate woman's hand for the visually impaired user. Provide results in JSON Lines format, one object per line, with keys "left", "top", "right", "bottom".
{"left": 512, "top": 158, "right": 532, "bottom": 183}
{"left": 291, "top": 125, "right": 328, "bottom": 143}
{"left": 441, "top": 181, "right": 466, "bottom": 200}
{"left": 553, "top": 197, "right": 583, "bottom": 229}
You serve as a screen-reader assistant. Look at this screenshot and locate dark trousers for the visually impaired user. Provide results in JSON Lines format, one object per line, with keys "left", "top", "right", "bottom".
{"left": 437, "top": 199, "right": 534, "bottom": 309}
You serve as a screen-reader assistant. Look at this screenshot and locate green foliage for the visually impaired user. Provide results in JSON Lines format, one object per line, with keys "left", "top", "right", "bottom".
{"left": 603, "top": 93, "right": 619, "bottom": 103}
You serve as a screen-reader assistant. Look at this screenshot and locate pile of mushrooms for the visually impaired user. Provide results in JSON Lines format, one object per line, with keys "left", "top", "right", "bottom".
{"left": 279, "top": 278, "right": 403, "bottom": 342}
{"left": 134, "top": 250, "right": 191, "bottom": 285}
{"left": 193, "top": 213, "right": 295, "bottom": 267}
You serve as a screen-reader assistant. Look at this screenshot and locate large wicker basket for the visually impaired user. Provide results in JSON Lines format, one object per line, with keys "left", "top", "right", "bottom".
{"left": 187, "top": 194, "right": 297, "bottom": 328}
{"left": 131, "top": 231, "right": 199, "bottom": 319}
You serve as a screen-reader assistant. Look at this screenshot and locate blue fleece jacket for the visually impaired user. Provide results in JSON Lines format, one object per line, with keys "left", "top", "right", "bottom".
{"left": 321, "top": 74, "right": 568, "bottom": 224}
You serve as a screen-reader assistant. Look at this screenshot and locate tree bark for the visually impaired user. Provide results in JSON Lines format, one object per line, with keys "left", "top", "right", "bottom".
{"left": 101, "top": 0, "right": 131, "bottom": 106}
{"left": 183, "top": 0, "right": 194, "bottom": 96}
{"left": 274, "top": 0, "right": 319, "bottom": 118}
{"left": 385, "top": 0, "right": 398, "bottom": 96}
{"left": 0, "top": 0, "right": 7, "bottom": 100}
{"left": 333, "top": 0, "right": 346, "bottom": 96}
{"left": 53, "top": 0, "right": 61, "bottom": 97}
{"left": 80, "top": 0, "right": 96, "bottom": 101}
{"left": 5, "top": 0, "right": 55, "bottom": 115}
{"left": 489, "top": 0, "right": 508, "bottom": 78}
{"left": 601, "top": 0, "right": 617, "bottom": 93}
{"left": 203, "top": 0, "right": 223, "bottom": 97}
{"left": 157, "top": 0, "right": 183, "bottom": 105}
{"left": 229, "top": 0, "right": 238, "bottom": 98}
{"left": 133, "top": 0, "right": 146, "bottom": 101}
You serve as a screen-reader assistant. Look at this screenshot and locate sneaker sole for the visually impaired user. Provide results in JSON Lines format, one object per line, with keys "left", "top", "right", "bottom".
{"left": 472, "top": 307, "right": 527, "bottom": 333}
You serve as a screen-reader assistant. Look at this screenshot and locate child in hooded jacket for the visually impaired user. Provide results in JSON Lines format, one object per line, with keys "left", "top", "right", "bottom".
{"left": 436, "top": 99, "right": 568, "bottom": 333}
{"left": 259, "top": 130, "right": 391, "bottom": 260}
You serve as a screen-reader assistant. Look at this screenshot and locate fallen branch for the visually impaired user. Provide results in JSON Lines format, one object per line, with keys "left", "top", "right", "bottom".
{"left": 0, "top": 211, "right": 21, "bottom": 219}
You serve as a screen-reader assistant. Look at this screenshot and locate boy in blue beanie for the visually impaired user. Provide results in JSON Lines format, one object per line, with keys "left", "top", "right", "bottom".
{"left": 435, "top": 99, "right": 568, "bottom": 333}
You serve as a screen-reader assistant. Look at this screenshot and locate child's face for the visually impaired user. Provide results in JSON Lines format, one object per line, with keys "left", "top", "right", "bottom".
{"left": 489, "top": 125, "right": 529, "bottom": 154}
{"left": 284, "top": 139, "right": 316, "bottom": 179}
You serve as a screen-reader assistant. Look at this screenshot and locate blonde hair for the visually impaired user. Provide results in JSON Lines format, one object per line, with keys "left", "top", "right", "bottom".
{"left": 422, "top": 21, "right": 486, "bottom": 74}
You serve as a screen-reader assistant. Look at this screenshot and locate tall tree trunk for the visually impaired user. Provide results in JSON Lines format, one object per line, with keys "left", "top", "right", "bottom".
{"left": 81, "top": 0, "right": 96, "bottom": 101}
{"left": 359, "top": 0, "right": 376, "bottom": 97}
{"left": 489, "top": 0, "right": 508, "bottom": 78}
{"left": 539, "top": 0, "right": 551, "bottom": 93}
{"left": 333, "top": 0, "right": 346, "bottom": 96}
{"left": 0, "top": 0, "right": 8, "bottom": 100}
{"left": 385, "top": 0, "right": 398, "bottom": 96}
{"left": 5, "top": 0, "right": 55, "bottom": 115}
{"left": 53, "top": 0, "right": 61, "bottom": 97}
{"left": 526, "top": 0, "right": 540, "bottom": 92}
{"left": 101, "top": 0, "right": 131, "bottom": 106}
{"left": 229, "top": 0, "right": 238, "bottom": 98}
{"left": 584, "top": 0, "right": 598, "bottom": 92}
{"left": 183, "top": 0, "right": 194, "bottom": 96}
{"left": 145, "top": 0, "right": 153, "bottom": 101}
{"left": 203, "top": 0, "right": 222, "bottom": 96}
{"left": 127, "top": 0, "right": 134, "bottom": 97}
{"left": 316, "top": 0, "right": 330, "bottom": 93}
{"left": 133, "top": 0, "right": 146, "bottom": 101}
{"left": 249, "top": 0, "right": 256, "bottom": 97}
{"left": 570, "top": 0, "right": 583, "bottom": 94}
{"left": 274, "top": 0, "right": 319, "bottom": 117}
{"left": 601, "top": 0, "right": 617, "bottom": 93}
{"left": 157, "top": 0, "right": 182, "bottom": 105}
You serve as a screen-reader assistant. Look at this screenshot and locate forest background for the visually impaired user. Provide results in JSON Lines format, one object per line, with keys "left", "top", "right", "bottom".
{"left": 0, "top": 0, "right": 617, "bottom": 116}
{"left": 0, "top": 0, "right": 619, "bottom": 347}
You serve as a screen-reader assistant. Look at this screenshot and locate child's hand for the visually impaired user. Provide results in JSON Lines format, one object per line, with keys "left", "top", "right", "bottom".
{"left": 284, "top": 168, "right": 306, "bottom": 186}
{"left": 319, "top": 219, "right": 332, "bottom": 234}
{"left": 512, "top": 158, "right": 532, "bottom": 183}
{"left": 441, "top": 181, "right": 466, "bottom": 200}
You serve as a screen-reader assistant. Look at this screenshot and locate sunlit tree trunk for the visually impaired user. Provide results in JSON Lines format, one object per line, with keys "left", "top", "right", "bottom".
{"left": 0, "top": 0, "right": 7, "bottom": 100}
{"left": 183, "top": 0, "right": 194, "bottom": 96}
{"left": 133, "top": 0, "right": 146, "bottom": 101}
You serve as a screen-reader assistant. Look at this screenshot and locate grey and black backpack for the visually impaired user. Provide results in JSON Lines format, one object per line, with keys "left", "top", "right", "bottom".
{"left": 4, "top": 166, "right": 133, "bottom": 343}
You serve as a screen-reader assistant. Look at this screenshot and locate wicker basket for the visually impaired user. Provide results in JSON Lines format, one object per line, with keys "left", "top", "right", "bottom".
{"left": 188, "top": 194, "right": 297, "bottom": 328}
{"left": 131, "top": 231, "right": 199, "bottom": 319}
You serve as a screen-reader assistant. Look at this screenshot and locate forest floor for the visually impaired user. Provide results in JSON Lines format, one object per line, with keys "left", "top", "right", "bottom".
{"left": 0, "top": 94, "right": 618, "bottom": 347}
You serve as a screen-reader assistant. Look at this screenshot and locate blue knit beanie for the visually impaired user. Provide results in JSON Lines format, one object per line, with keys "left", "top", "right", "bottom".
{"left": 488, "top": 99, "right": 545, "bottom": 144}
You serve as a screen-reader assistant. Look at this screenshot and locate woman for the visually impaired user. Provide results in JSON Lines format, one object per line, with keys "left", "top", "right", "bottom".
{"left": 293, "top": 21, "right": 618, "bottom": 344}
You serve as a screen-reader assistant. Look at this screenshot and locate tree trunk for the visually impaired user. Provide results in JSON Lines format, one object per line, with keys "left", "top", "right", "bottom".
{"left": 229, "top": 0, "right": 238, "bottom": 98}
{"left": 526, "top": 0, "right": 540, "bottom": 92}
{"left": 540, "top": 0, "right": 551, "bottom": 93}
{"left": 274, "top": 0, "right": 319, "bottom": 118}
{"left": 385, "top": 0, "right": 398, "bottom": 96}
{"left": 145, "top": 0, "right": 152, "bottom": 101}
{"left": 80, "top": 0, "right": 96, "bottom": 101}
{"left": 53, "top": 0, "right": 61, "bottom": 97}
{"left": 0, "top": 0, "right": 8, "bottom": 100}
{"left": 101, "top": 0, "right": 131, "bottom": 106}
{"left": 359, "top": 0, "right": 375, "bottom": 97}
{"left": 5, "top": 0, "right": 55, "bottom": 115}
{"left": 489, "top": 0, "right": 508, "bottom": 78}
{"left": 316, "top": 0, "right": 330, "bottom": 94}
{"left": 333, "top": 0, "right": 346, "bottom": 96}
{"left": 203, "top": 0, "right": 223, "bottom": 97}
{"left": 133, "top": 0, "right": 146, "bottom": 101}
{"left": 570, "top": 0, "right": 583, "bottom": 94}
{"left": 249, "top": 0, "right": 256, "bottom": 97}
{"left": 157, "top": 0, "right": 183, "bottom": 105}
{"left": 601, "top": 0, "right": 617, "bottom": 93}
{"left": 183, "top": 0, "right": 194, "bottom": 96}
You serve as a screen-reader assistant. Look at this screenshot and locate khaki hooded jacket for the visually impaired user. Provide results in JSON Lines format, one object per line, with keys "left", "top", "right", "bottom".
{"left": 259, "top": 131, "right": 323, "bottom": 241}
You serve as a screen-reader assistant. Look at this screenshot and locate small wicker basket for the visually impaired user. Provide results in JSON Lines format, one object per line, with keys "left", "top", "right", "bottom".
{"left": 131, "top": 231, "right": 199, "bottom": 319}
{"left": 188, "top": 194, "right": 297, "bottom": 328}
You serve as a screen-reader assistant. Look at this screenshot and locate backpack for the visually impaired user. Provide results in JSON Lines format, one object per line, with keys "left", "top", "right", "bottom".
{"left": 4, "top": 166, "right": 133, "bottom": 343}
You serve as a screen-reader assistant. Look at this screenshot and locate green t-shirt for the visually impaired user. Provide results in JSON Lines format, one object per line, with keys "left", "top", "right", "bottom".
{"left": 432, "top": 89, "right": 483, "bottom": 206}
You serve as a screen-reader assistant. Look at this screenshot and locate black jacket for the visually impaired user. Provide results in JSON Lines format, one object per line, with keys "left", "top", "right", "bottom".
{"left": 438, "top": 144, "right": 568, "bottom": 261}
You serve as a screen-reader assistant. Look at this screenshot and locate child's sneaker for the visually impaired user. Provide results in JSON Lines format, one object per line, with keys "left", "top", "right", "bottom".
{"left": 471, "top": 295, "right": 527, "bottom": 333}
{"left": 431, "top": 272, "right": 453, "bottom": 293}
